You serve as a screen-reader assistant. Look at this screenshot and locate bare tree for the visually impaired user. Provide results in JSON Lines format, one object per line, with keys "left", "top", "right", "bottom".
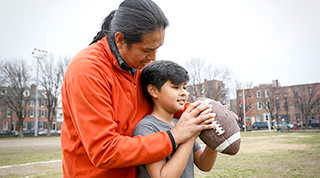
{"left": 56, "top": 55, "right": 71, "bottom": 107}
{"left": 0, "top": 57, "right": 32, "bottom": 137}
{"left": 290, "top": 84, "right": 320, "bottom": 127}
{"left": 57, "top": 55, "right": 71, "bottom": 81}
{"left": 38, "top": 54, "right": 65, "bottom": 136}
{"left": 184, "top": 58, "right": 234, "bottom": 103}
{"left": 205, "top": 64, "right": 234, "bottom": 104}
{"left": 184, "top": 58, "right": 207, "bottom": 102}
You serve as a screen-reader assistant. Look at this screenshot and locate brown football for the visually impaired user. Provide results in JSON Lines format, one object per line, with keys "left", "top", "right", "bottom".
{"left": 198, "top": 98, "right": 241, "bottom": 155}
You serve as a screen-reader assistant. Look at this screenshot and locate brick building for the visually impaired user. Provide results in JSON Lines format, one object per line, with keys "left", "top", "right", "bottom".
{"left": 0, "top": 84, "right": 59, "bottom": 132}
{"left": 236, "top": 80, "right": 320, "bottom": 128}
{"left": 186, "top": 79, "right": 228, "bottom": 106}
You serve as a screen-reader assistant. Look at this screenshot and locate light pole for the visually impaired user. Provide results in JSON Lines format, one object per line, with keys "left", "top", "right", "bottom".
{"left": 32, "top": 48, "right": 47, "bottom": 136}
{"left": 242, "top": 88, "right": 247, "bottom": 132}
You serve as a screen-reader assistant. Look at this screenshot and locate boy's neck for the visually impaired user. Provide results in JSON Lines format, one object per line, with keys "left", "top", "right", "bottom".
{"left": 151, "top": 105, "right": 175, "bottom": 126}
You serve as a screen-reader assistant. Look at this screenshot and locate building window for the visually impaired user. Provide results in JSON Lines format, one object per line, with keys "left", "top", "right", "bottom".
{"left": 23, "top": 90, "right": 30, "bottom": 97}
{"left": 29, "top": 100, "right": 35, "bottom": 107}
{"left": 240, "top": 103, "right": 243, "bottom": 109}
{"left": 257, "top": 91, "right": 261, "bottom": 98}
{"left": 249, "top": 103, "right": 252, "bottom": 109}
{"left": 23, "top": 122, "right": 28, "bottom": 130}
{"left": 276, "top": 103, "right": 280, "bottom": 111}
{"left": 266, "top": 101, "right": 270, "bottom": 110}
{"left": 257, "top": 101, "right": 262, "bottom": 110}
{"left": 40, "top": 100, "right": 46, "bottom": 107}
{"left": 294, "top": 91, "right": 298, "bottom": 98}
{"left": 40, "top": 110, "right": 46, "bottom": 117}
{"left": 200, "top": 85, "right": 204, "bottom": 94}
{"left": 248, "top": 92, "right": 251, "bottom": 98}
{"left": 276, "top": 94, "right": 279, "bottom": 100}
{"left": 284, "top": 93, "right": 287, "bottom": 99}
{"left": 295, "top": 102, "right": 299, "bottom": 110}
{"left": 239, "top": 93, "right": 242, "bottom": 98}
{"left": 22, "top": 110, "right": 26, "bottom": 117}
{"left": 29, "top": 110, "right": 35, "bottom": 117}
{"left": 3, "top": 121, "right": 8, "bottom": 130}
{"left": 309, "top": 87, "right": 313, "bottom": 94}
{"left": 7, "top": 109, "right": 11, "bottom": 117}
{"left": 38, "top": 121, "right": 45, "bottom": 129}
{"left": 0, "top": 89, "right": 7, "bottom": 95}
{"left": 265, "top": 90, "right": 269, "bottom": 97}
{"left": 256, "top": 114, "right": 261, "bottom": 122}
{"left": 284, "top": 102, "right": 288, "bottom": 110}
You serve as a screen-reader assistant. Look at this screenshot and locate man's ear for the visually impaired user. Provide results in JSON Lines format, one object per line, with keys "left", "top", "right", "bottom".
{"left": 115, "top": 32, "right": 126, "bottom": 49}
{"left": 147, "top": 85, "right": 158, "bottom": 99}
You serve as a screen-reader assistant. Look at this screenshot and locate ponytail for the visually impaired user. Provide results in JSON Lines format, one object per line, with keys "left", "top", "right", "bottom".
{"left": 89, "top": 10, "right": 117, "bottom": 45}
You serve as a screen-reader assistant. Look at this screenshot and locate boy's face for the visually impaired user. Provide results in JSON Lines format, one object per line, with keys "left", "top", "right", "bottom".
{"left": 155, "top": 80, "right": 188, "bottom": 113}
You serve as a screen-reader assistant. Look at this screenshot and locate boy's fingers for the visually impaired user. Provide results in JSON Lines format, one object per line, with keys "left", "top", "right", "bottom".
{"left": 231, "top": 111, "right": 239, "bottom": 121}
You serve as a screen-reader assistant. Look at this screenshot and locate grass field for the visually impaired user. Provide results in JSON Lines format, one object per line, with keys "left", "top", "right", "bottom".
{"left": 195, "top": 131, "right": 320, "bottom": 178}
{"left": 0, "top": 131, "right": 319, "bottom": 178}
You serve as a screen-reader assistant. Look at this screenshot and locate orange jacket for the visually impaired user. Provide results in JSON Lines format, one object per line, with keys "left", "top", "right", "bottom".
{"left": 61, "top": 37, "right": 173, "bottom": 177}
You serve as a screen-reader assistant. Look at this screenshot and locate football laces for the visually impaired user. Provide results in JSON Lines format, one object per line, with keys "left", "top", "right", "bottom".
{"left": 213, "top": 121, "right": 225, "bottom": 135}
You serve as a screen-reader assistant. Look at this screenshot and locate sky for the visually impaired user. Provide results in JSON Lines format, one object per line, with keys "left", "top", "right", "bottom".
{"left": 1, "top": 0, "right": 320, "bottom": 91}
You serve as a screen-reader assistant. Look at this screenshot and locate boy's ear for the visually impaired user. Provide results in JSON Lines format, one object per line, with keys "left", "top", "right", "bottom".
{"left": 147, "top": 84, "right": 158, "bottom": 99}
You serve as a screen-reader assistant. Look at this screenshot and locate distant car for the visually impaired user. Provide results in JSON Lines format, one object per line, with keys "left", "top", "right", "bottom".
{"left": 0, "top": 130, "right": 10, "bottom": 135}
{"left": 277, "top": 121, "right": 294, "bottom": 129}
{"left": 38, "top": 129, "right": 58, "bottom": 135}
{"left": 252, "top": 122, "right": 268, "bottom": 129}
{"left": 238, "top": 123, "right": 248, "bottom": 130}
{"left": 23, "top": 130, "right": 34, "bottom": 135}
{"left": 11, "top": 130, "right": 19, "bottom": 135}
{"left": 287, "top": 121, "right": 294, "bottom": 129}
{"left": 56, "top": 130, "right": 61, "bottom": 135}
{"left": 308, "top": 119, "right": 320, "bottom": 128}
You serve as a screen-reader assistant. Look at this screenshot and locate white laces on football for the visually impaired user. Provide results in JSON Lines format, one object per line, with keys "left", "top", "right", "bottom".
{"left": 213, "top": 121, "right": 225, "bottom": 135}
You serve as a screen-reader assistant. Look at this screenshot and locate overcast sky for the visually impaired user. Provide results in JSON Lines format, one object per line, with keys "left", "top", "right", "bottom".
{"left": 1, "top": 0, "right": 320, "bottom": 90}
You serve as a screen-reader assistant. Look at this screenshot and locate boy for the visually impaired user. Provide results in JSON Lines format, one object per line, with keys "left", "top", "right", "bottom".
{"left": 133, "top": 60, "right": 218, "bottom": 178}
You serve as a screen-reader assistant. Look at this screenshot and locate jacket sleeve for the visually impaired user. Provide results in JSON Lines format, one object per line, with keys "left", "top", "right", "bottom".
{"left": 64, "top": 73, "right": 173, "bottom": 169}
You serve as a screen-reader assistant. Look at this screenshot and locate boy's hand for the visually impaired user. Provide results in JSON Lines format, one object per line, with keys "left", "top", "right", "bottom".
{"left": 224, "top": 105, "right": 239, "bottom": 121}
{"left": 170, "top": 101, "right": 216, "bottom": 145}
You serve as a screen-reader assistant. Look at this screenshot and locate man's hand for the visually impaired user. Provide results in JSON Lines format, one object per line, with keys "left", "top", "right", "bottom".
{"left": 170, "top": 101, "right": 216, "bottom": 145}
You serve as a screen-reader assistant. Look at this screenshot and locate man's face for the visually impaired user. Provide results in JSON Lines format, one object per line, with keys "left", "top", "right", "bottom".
{"left": 117, "top": 28, "right": 165, "bottom": 69}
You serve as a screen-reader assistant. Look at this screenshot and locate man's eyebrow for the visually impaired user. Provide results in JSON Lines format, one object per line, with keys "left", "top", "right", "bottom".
{"left": 144, "top": 47, "right": 157, "bottom": 51}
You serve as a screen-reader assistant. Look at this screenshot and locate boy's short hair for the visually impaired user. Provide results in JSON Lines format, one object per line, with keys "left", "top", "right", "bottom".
{"left": 140, "top": 60, "right": 189, "bottom": 104}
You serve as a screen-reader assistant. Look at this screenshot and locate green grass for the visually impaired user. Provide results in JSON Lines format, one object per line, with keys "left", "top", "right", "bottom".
{"left": 195, "top": 131, "right": 320, "bottom": 178}
{"left": 0, "top": 147, "right": 62, "bottom": 166}
{"left": 1, "top": 131, "right": 320, "bottom": 178}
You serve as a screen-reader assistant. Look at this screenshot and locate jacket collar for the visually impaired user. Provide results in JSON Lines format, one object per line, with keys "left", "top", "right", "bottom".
{"left": 107, "top": 36, "right": 137, "bottom": 77}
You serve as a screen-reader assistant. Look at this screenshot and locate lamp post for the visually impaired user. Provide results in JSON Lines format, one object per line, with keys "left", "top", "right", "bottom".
{"left": 32, "top": 48, "right": 47, "bottom": 136}
{"left": 242, "top": 88, "right": 247, "bottom": 132}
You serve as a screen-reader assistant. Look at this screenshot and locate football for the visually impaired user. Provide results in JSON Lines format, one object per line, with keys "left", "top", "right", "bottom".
{"left": 198, "top": 98, "right": 241, "bottom": 155}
